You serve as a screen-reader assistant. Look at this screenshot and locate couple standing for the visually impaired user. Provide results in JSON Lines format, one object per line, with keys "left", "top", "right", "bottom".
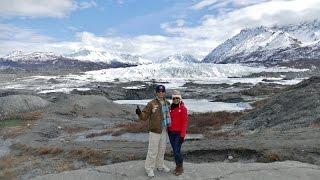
{"left": 136, "top": 84, "right": 188, "bottom": 177}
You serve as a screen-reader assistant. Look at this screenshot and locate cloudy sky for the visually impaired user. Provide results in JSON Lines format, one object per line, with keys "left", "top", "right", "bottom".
{"left": 1, "top": 0, "right": 320, "bottom": 60}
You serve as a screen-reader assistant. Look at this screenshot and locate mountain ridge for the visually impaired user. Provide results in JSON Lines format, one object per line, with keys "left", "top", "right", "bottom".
{"left": 203, "top": 20, "right": 320, "bottom": 65}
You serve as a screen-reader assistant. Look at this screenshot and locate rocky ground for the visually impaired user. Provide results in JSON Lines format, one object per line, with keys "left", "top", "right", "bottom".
{"left": 34, "top": 160, "right": 320, "bottom": 180}
{"left": 0, "top": 68, "right": 320, "bottom": 179}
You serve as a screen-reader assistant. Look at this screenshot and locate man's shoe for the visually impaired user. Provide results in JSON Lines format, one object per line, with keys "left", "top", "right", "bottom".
{"left": 146, "top": 170, "right": 155, "bottom": 177}
{"left": 157, "top": 165, "right": 170, "bottom": 173}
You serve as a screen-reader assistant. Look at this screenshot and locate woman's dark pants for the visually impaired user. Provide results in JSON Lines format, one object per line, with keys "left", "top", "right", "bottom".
{"left": 168, "top": 130, "right": 183, "bottom": 165}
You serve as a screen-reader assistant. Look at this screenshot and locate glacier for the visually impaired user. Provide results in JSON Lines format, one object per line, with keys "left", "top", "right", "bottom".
{"left": 81, "top": 62, "right": 304, "bottom": 83}
{"left": 0, "top": 62, "right": 306, "bottom": 94}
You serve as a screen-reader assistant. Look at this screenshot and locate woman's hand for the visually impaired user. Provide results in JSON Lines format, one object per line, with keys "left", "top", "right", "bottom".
{"left": 180, "top": 136, "right": 185, "bottom": 142}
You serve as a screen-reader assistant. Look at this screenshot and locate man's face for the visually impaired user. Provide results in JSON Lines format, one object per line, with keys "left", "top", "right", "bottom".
{"left": 156, "top": 90, "right": 166, "bottom": 99}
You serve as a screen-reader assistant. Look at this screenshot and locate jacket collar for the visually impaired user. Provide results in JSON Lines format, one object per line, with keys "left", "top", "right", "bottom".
{"left": 171, "top": 101, "right": 184, "bottom": 109}
{"left": 155, "top": 97, "right": 168, "bottom": 105}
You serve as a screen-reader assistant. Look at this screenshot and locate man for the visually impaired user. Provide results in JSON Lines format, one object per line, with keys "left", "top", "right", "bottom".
{"left": 136, "top": 84, "right": 171, "bottom": 177}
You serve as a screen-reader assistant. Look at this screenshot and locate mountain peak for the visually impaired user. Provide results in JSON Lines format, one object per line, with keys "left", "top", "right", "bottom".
{"left": 202, "top": 21, "right": 317, "bottom": 64}
{"left": 239, "top": 26, "right": 271, "bottom": 36}
{"left": 158, "top": 53, "right": 199, "bottom": 64}
{"left": 3, "top": 51, "right": 60, "bottom": 61}
{"left": 274, "top": 19, "right": 320, "bottom": 44}
{"left": 65, "top": 48, "right": 151, "bottom": 65}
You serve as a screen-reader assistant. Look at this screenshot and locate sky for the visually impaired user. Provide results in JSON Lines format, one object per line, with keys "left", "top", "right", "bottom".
{"left": 1, "top": 0, "right": 320, "bottom": 60}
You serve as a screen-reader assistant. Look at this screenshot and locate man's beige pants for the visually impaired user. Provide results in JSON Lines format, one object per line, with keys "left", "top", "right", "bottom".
{"left": 145, "top": 128, "right": 167, "bottom": 172}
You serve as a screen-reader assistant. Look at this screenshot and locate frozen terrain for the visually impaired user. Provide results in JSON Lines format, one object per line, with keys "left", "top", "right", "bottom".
{"left": 114, "top": 99, "right": 252, "bottom": 113}
{"left": 0, "top": 63, "right": 306, "bottom": 94}
{"left": 82, "top": 63, "right": 303, "bottom": 82}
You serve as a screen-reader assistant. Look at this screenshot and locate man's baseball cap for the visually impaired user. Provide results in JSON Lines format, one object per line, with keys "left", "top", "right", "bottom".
{"left": 155, "top": 85, "right": 166, "bottom": 93}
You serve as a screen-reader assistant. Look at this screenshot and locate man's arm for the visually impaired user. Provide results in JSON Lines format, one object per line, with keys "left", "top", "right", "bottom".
{"left": 137, "top": 102, "right": 152, "bottom": 121}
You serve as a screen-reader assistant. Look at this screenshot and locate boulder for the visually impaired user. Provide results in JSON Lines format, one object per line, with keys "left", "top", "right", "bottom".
{"left": 0, "top": 95, "right": 49, "bottom": 118}
{"left": 52, "top": 95, "right": 134, "bottom": 117}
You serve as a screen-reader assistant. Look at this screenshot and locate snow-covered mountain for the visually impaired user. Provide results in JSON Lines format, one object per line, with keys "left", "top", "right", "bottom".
{"left": 0, "top": 51, "right": 136, "bottom": 71}
{"left": 276, "top": 20, "right": 320, "bottom": 45}
{"left": 65, "top": 48, "right": 151, "bottom": 65}
{"left": 2, "top": 49, "right": 151, "bottom": 66}
{"left": 158, "top": 53, "right": 199, "bottom": 64}
{"left": 3, "top": 51, "right": 62, "bottom": 62}
{"left": 203, "top": 20, "right": 320, "bottom": 65}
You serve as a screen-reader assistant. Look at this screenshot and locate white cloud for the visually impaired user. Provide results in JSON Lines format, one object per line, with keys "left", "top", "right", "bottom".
{"left": 67, "top": 26, "right": 79, "bottom": 32}
{"left": 0, "top": 28, "right": 212, "bottom": 60}
{"left": 67, "top": 32, "right": 214, "bottom": 59}
{"left": 176, "top": 19, "right": 186, "bottom": 27}
{"left": 164, "top": 0, "right": 320, "bottom": 52}
{"left": 77, "top": 0, "right": 97, "bottom": 10}
{"left": 0, "top": 0, "right": 97, "bottom": 18}
{"left": 1, "top": 0, "right": 320, "bottom": 60}
{"left": 0, "top": 23, "right": 54, "bottom": 42}
{"left": 192, "top": 0, "right": 268, "bottom": 10}
{"left": 192, "top": 0, "right": 219, "bottom": 10}
{"left": 0, "top": 23, "right": 57, "bottom": 55}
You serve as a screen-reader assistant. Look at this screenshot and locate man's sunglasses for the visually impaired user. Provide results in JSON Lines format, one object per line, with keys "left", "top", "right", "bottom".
{"left": 172, "top": 97, "right": 180, "bottom": 100}
{"left": 156, "top": 91, "right": 165, "bottom": 93}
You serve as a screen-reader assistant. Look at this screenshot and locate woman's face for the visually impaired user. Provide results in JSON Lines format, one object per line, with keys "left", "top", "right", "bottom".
{"left": 172, "top": 97, "right": 180, "bottom": 104}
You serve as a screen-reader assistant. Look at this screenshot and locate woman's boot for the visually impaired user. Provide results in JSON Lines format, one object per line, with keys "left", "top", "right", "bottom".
{"left": 175, "top": 164, "right": 183, "bottom": 176}
{"left": 172, "top": 165, "right": 178, "bottom": 174}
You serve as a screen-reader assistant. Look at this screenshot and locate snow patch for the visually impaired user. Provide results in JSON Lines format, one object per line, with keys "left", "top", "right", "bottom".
{"left": 114, "top": 99, "right": 252, "bottom": 113}
{"left": 38, "top": 88, "right": 91, "bottom": 94}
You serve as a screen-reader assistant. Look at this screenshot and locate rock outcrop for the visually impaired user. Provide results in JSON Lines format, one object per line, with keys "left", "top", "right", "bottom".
{"left": 235, "top": 76, "right": 320, "bottom": 132}
{"left": 0, "top": 95, "right": 50, "bottom": 118}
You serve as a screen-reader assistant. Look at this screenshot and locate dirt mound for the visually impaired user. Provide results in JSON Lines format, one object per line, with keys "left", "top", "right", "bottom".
{"left": 235, "top": 76, "right": 320, "bottom": 132}
{"left": 0, "top": 95, "right": 49, "bottom": 118}
{"left": 51, "top": 95, "right": 134, "bottom": 117}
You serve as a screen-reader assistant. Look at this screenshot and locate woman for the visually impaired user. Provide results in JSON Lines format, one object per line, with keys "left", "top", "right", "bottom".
{"left": 168, "top": 90, "right": 188, "bottom": 176}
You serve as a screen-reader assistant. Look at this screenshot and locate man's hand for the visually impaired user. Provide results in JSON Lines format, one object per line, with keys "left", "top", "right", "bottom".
{"left": 136, "top": 105, "right": 142, "bottom": 115}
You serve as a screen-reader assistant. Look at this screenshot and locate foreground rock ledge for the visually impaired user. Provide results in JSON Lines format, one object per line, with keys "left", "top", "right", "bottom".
{"left": 34, "top": 160, "right": 320, "bottom": 180}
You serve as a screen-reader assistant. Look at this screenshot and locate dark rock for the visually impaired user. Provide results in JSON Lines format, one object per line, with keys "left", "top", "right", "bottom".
{"left": 0, "top": 91, "right": 20, "bottom": 97}
{"left": 212, "top": 93, "right": 244, "bottom": 103}
{"left": 183, "top": 82, "right": 231, "bottom": 89}
{"left": 231, "top": 82, "right": 253, "bottom": 88}
{"left": 71, "top": 89, "right": 107, "bottom": 96}
{"left": 262, "top": 79, "right": 277, "bottom": 82}
{"left": 123, "top": 85, "right": 156, "bottom": 100}
{"left": 235, "top": 76, "right": 320, "bottom": 132}
{"left": 240, "top": 83, "right": 283, "bottom": 96}
{"left": 38, "top": 126, "right": 60, "bottom": 139}
{"left": 47, "top": 78, "right": 60, "bottom": 84}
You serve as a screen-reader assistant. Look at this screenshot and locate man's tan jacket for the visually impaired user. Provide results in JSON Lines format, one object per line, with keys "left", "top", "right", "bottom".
{"left": 139, "top": 98, "right": 170, "bottom": 134}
